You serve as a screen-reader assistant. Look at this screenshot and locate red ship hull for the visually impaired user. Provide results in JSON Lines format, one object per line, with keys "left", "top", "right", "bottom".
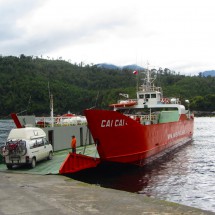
{"left": 84, "top": 109, "right": 194, "bottom": 166}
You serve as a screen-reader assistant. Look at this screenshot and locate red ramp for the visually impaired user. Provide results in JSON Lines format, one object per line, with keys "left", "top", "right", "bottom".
{"left": 59, "top": 153, "right": 100, "bottom": 174}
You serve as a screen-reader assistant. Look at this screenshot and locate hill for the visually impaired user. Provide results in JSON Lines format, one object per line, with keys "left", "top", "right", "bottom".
{"left": 202, "top": 70, "right": 215, "bottom": 77}
{"left": 96, "top": 63, "right": 119, "bottom": 70}
{"left": 0, "top": 56, "right": 137, "bottom": 116}
{"left": 0, "top": 55, "right": 214, "bottom": 116}
{"left": 96, "top": 63, "right": 144, "bottom": 71}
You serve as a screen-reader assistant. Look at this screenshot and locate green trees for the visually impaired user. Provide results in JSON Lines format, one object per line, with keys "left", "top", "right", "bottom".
{"left": 155, "top": 72, "right": 215, "bottom": 112}
{"left": 0, "top": 56, "right": 136, "bottom": 116}
{"left": 0, "top": 55, "right": 214, "bottom": 117}
{"left": 190, "top": 94, "right": 215, "bottom": 111}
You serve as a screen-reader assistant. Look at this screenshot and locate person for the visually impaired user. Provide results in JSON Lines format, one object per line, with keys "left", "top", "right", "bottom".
{"left": 71, "top": 135, "right": 77, "bottom": 153}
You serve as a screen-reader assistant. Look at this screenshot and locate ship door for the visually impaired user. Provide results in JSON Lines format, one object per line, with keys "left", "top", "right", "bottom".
{"left": 80, "top": 127, "right": 83, "bottom": 146}
{"left": 48, "top": 130, "right": 54, "bottom": 150}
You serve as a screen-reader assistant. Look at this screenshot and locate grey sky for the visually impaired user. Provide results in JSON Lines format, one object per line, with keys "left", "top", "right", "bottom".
{"left": 1, "top": 0, "right": 215, "bottom": 75}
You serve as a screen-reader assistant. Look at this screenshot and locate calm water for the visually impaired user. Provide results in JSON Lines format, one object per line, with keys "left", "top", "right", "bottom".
{"left": 0, "top": 117, "right": 215, "bottom": 212}
{"left": 0, "top": 119, "right": 15, "bottom": 146}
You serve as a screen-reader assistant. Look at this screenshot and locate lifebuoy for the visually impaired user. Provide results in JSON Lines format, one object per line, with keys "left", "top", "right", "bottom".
{"left": 161, "top": 98, "right": 170, "bottom": 104}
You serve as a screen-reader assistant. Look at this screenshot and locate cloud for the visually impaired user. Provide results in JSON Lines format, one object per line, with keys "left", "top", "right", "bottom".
{"left": 0, "top": 0, "right": 45, "bottom": 54}
{"left": 0, "top": 0, "right": 43, "bottom": 39}
{"left": 0, "top": 0, "right": 215, "bottom": 74}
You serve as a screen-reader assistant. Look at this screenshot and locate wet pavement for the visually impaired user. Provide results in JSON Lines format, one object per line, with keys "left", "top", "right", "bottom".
{"left": 0, "top": 172, "right": 214, "bottom": 215}
{"left": 0, "top": 144, "right": 215, "bottom": 214}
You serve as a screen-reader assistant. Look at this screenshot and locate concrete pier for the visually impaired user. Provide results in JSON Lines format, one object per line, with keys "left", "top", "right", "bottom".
{"left": 0, "top": 172, "right": 214, "bottom": 215}
{"left": 0, "top": 145, "right": 214, "bottom": 214}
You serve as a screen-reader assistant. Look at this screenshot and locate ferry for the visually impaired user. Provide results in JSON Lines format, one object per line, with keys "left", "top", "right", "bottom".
{"left": 83, "top": 68, "right": 194, "bottom": 166}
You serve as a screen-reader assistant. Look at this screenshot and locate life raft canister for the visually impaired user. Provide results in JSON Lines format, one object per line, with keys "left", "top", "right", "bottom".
{"left": 161, "top": 98, "right": 170, "bottom": 104}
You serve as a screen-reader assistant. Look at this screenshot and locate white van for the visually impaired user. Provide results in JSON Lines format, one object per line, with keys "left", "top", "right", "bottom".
{"left": 1, "top": 127, "right": 53, "bottom": 169}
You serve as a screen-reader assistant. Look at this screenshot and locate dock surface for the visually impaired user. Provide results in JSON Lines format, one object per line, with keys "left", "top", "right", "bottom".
{"left": 0, "top": 172, "right": 214, "bottom": 215}
{"left": 0, "top": 145, "right": 214, "bottom": 214}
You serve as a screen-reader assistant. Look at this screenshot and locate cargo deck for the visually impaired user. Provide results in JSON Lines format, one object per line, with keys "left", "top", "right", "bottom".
{"left": 0, "top": 144, "right": 98, "bottom": 175}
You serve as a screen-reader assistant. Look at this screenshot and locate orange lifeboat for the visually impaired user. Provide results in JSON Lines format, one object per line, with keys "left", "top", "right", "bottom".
{"left": 109, "top": 100, "right": 137, "bottom": 108}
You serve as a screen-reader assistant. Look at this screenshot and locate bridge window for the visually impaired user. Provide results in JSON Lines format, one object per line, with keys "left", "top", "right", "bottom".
{"left": 139, "top": 94, "right": 144, "bottom": 99}
{"left": 151, "top": 94, "right": 156, "bottom": 98}
{"left": 146, "top": 94, "right": 150, "bottom": 99}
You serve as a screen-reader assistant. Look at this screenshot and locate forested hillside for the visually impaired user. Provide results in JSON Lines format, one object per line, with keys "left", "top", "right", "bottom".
{"left": 0, "top": 55, "right": 214, "bottom": 117}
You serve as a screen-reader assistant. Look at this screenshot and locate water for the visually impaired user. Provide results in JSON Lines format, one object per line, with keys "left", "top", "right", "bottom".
{"left": 1, "top": 117, "right": 215, "bottom": 212}
{"left": 0, "top": 119, "right": 15, "bottom": 146}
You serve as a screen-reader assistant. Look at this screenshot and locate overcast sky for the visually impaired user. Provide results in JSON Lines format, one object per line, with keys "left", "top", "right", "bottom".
{"left": 1, "top": 0, "right": 215, "bottom": 75}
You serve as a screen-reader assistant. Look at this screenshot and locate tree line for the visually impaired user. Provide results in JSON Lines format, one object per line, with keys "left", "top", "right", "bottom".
{"left": 0, "top": 55, "right": 214, "bottom": 117}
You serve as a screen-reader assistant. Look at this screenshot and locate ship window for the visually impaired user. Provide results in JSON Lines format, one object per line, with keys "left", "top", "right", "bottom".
{"left": 146, "top": 94, "right": 150, "bottom": 99}
{"left": 151, "top": 94, "right": 156, "bottom": 98}
{"left": 139, "top": 94, "right": 144, "bottom": 99}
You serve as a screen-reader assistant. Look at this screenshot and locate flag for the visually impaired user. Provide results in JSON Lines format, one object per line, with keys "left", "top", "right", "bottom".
{"left": 133, "top": 70, "right": 138, "bottom": 75}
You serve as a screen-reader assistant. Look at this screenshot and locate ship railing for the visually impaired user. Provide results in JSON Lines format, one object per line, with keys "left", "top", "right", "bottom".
{"left": 126, "top": 114, "right": 159, "bottom": 124}
{"left": 139, "top": 86, "right": 162, "bottom": 92}
{"left": 36, "top": 116, "right": 87, "bottom": 128}
{"left": 186, "top": 110, "right": 194, "bottom": 120}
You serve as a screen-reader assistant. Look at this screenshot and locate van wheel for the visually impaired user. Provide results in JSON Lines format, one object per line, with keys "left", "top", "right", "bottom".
{"left": 48, "top": 151, "right": 53, "bottom": 160}
{"left": 30, "top": 158, "right": 36, "bottom": 168}
{"left": 6, "top": 164, "right": 13, "bottom": 170}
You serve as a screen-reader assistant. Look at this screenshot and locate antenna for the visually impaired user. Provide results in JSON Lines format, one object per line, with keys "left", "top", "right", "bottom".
{"left": 26, "top": 95, "right": 31, "bottom": 113}
{"left": 48, "top": 81, "right": 51, "bottom": 99}
{"left": 48, "top": 81, "right": 54, "bottom": 127}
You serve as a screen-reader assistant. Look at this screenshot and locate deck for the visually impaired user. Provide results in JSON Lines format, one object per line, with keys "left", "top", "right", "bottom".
{"left": 0, "top": 144, "right": 98, "bottom": 175}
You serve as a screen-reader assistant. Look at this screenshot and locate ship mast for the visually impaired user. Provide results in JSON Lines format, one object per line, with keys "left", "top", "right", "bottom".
{"left": 50, "top": 94, "right": 54, "bottom": 127}
{"left": 146, "top": 67, "right": 151, "bottom": 91}
{"left": 48, "top": 81, "right": 54, "bottom": 127}
{"left": 142, "top": 63, "right": 156, "bottom": 91}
